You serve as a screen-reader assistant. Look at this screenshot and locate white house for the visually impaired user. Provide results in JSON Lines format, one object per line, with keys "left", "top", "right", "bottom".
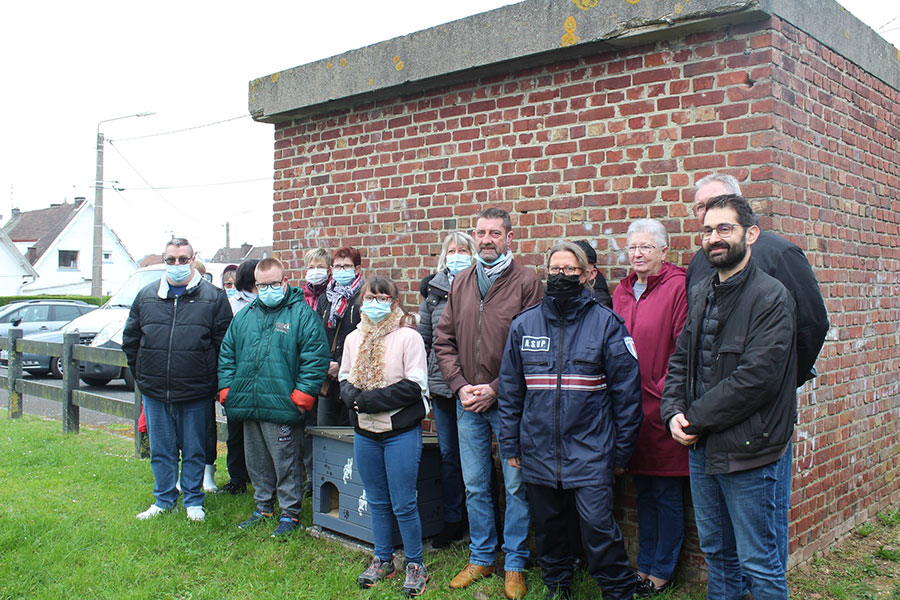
{"left": 0, "top": 229, "right": 39, "bottom": 295}
{"left": 2, "top": 198, "right": 137, "bottom": 296}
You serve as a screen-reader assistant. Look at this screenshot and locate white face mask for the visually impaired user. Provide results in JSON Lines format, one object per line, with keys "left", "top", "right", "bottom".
{"left": 305, "top": 268, "right": 329, "bottom": 286}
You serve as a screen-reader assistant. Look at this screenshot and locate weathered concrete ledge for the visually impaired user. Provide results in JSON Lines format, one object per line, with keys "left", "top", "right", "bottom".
{"left": 249, "top": 0, "right": 899, "bottom": 123}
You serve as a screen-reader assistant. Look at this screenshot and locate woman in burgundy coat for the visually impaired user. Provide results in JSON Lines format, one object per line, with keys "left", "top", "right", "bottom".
{"left": 612, "top": 219, "right": 689, "bottom": 597}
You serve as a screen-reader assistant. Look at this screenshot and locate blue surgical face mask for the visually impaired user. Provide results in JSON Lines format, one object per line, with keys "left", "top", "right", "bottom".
{"left": 446, "top": 254, "right": 472, "bottom": 275}
{"left": 225, "top": 288, "right": 237, "bottom": 299}
{"left": 166, "top": 263, "right": 192, "bottom": 285}
{"left": 258, "top": 284, "right": 286, "bottom": 307}
{"left": 360, "top": 299, "right": 392, "bottom": 323}
{"left": 333, "top": 269, "right": 356, "bottom": 286}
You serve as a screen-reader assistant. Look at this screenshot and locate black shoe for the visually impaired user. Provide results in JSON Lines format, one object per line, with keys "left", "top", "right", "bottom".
{"left": 431, "top": 520, "right": 465, "bottom": 549}
{"left": 217, "top": 480, "right": 248, "bottom": 495}
{"left": 544, "top": 586, "right": 573, "bottom": 600}
{"left": 636, "top": 578, "right": 673, "bottom": 597}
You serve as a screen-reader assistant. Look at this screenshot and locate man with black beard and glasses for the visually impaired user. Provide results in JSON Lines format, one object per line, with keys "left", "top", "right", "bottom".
{"left": 498, "top": 241, "right": 642, "bottom": 600}
{"left": 661, "top": 194, "right": 797, "bottom": 600}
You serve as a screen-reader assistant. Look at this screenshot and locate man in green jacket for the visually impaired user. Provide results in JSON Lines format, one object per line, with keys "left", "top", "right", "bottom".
{"left": 218, "top": 257, "right": 330, "bottom": 537}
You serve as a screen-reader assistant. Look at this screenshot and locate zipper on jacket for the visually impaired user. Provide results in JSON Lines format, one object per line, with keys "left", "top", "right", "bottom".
{"left": 166, "top": 296, "right": 179, "bottom": 403}
{"left": 254, "top": 306, "right": 272, "bottom": 405}
{"left": 475, "top": 299, "right": 484, "bottom": 384}
{"left": 555, "top": 318, "right": 566, "bottom": 483}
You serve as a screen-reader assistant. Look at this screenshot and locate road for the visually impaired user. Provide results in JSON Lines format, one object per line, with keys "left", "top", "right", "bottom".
{"left": 0, "top": 367, "right": 135, "bottom": 428}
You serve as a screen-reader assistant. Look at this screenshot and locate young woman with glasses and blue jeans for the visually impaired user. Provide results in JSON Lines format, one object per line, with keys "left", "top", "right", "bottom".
{"left": 339, "top": 276, "right": 430, "bottom": 597}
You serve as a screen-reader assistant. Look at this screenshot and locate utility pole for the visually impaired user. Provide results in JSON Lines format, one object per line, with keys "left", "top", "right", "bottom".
{"left": 92, "top": 112, "right": 154, "bottom": 298}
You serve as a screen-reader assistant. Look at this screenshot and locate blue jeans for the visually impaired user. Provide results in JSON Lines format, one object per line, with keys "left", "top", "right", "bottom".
{"left": 632, "top": 475, "right": 686, "bottom": 580}
{"left": 432, "top": 395, "right": 465, "bottom": 523}
{"left": 689, "top": 445, "right": 790, "bottom": 600}
{"left": 457, "top": 401, "right": 530, "bottom": 571}
{"left": 354, "top": 427, "right": 424, "bottom": 564}
{"left": 143, "top": 396, "right": 209, "bottom": 509}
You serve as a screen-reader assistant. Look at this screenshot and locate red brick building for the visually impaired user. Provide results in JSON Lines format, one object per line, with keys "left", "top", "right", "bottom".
{"left": 249, "top": 0, "right": 900, "bottom": 576}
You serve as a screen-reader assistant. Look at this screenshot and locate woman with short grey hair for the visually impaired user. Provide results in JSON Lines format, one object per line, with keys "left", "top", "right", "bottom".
{"left": 612, "top": 218, "right": 689, "bottom": 596}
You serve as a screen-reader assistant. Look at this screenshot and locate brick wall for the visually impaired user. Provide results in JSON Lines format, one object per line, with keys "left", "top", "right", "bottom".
{"left": 270, "top": 15, "right": 900, "bottom": 575}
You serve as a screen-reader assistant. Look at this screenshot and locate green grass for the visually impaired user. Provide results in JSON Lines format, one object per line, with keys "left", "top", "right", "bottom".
{"left": 1, "top": 415, "right": 898, "bottom": 600}
{"left": 857, "top": 522, "right": 878, "bottom": 537}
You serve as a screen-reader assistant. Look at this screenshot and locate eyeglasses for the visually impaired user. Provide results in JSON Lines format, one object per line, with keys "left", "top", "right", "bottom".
{"left": 626, "top": 244, "right": 658, "bottom": 255}
{"left": 332, "top": 264, "right": 356, "bottom": 271}
{"left": 547, "top": 266, "right": 583, "bottom": 276}
{"left": 256, "top": 281, "right": 283, "bottom": 291}
{"left": 700, "top": 223, "right": 739, "bottom": 239}
{"left": 362, "top": 294, "right": 392, "bottom": 303}
{"left": 163, "top": 256, "right": 193, "bottom": 265}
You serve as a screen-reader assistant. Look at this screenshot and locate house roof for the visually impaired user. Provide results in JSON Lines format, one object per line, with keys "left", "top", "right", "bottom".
{"left": 0, "top": 230, "right": 38, "bottom": 277}
{"left": 211, "top": 243, "right": 272, "bottom": 263}
{"left": 2, "top": 201, "right": 83, "bottom": 265}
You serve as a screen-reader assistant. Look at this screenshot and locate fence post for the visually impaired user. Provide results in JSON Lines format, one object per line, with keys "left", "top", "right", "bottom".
{"left": 7, "top": 328, "right": 22, "bottom": 419}
{"left": 133, "top": 383, "right": 144, "bottom": 459}
{"left": 61, "top": 331, "right": 80, "bottom": 433}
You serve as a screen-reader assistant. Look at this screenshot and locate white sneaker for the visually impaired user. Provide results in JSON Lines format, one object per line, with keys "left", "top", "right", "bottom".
{"left": 186, "top": 506, "right": 205, "bottom": 522}
{"left": 137, "top": 504, "right": 167, "bottom": 520}
{"left": 203, "top": 464, "right": 218, "bottom": 493}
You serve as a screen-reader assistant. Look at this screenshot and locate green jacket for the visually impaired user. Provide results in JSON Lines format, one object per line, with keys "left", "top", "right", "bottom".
{"left": 218, "top": 287, "right": 330, "bottom": 425}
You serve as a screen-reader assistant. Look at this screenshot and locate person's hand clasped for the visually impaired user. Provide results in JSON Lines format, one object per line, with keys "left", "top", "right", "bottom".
{"left": 327, "top": 361, "right": 339, "bottom": 379}
{"left": 459, "top": 384, "right": 497, "bottom": 413}
{"left": 669, "top": 413, "right": 698, "bottom": 446}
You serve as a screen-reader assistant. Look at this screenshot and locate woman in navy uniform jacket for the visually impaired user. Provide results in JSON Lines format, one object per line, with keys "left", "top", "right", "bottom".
{"left": 498, "top": 241, "right": 643, "bottom": 600}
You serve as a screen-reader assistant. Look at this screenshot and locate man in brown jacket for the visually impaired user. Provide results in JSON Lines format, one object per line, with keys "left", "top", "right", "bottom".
{"left": 434, "top": 207, "right": 544, "bottom": 600}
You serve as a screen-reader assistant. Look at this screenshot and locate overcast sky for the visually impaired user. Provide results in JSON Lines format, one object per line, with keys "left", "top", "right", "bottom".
{"left": 1, "top": 0, "right": 896, "bottom": 261}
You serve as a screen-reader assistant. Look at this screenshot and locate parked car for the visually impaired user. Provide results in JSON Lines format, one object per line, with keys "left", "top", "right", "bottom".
{"left": 0, "top": 299, "right": 95, "bottom": 338}
{"left": 63, "top": 265, "right": 166, "bottom": 388}
{"left": 9, "top": 329, "right": 67, "bottom": 378}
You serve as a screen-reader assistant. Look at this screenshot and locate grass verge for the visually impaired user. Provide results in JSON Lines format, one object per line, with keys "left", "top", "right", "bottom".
{"left": 0, "top": 415, "right": 897, "bottom": 599}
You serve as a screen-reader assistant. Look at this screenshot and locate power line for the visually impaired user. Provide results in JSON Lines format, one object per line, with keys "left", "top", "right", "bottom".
{"left": 106, "top": 140, "right": 201, "bottom": 221}
{"left": 124, "top": 177, "right": 271, "bottom": 191}
{"left": 877, "top": 12, "right": 900, "bottom": 31}
{"left": 110, "top": 114, "right": 250, "bottom": 142}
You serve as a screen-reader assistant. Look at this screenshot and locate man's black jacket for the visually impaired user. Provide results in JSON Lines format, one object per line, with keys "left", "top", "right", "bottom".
{"left": 123, "top": 274, "right": 232, "bottom": 403}
{"left": 661, "top": 262, "right": 797, "bottom": 475}
{"left": 686, "top": 230, "right": 827, "bottom": 387}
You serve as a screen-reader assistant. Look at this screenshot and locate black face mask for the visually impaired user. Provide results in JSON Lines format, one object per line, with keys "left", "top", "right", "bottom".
{"left": 546, "top": 273, "right": 583, "bottom": 299}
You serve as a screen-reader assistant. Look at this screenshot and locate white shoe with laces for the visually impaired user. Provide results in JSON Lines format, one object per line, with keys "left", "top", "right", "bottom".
{"left": 136, "top": 505, "right": 167, "bottom": 520}
{"left": 186, "top": 506, "right": 205, "bottom": 522}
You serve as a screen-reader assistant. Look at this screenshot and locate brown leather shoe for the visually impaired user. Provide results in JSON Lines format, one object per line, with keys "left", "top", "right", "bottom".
{"left": 449, "top": 563, "right": 495, "bottom": 589}
{"left": 504, "top": 571, "right": 527, "bottom": 599}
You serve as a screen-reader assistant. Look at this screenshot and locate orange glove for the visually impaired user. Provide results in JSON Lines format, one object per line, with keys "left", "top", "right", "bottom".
{"left": 218, "top": 388, "right": 229, "bottom": 405}
{"left": 290, "top": 389, "right": 315, "bottom": 413}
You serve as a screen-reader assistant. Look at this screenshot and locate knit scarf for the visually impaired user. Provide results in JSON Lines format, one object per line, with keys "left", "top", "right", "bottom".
{"left": 325, "top": 272, "right": 364, "bottom": 328}
{"left": 348, "top": 306, "right": 403, "bottom": 391}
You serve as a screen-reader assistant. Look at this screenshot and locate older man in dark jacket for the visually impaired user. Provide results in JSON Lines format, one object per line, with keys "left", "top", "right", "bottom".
{"left": 123, "top": 238, "right": 232, "bottom": 522}
{"left": 661, "top": 195, "right": 797, "bottom": 600}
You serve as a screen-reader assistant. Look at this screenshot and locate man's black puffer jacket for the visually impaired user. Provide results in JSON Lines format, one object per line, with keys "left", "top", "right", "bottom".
{"left": 123, "top": 274, "right": 232, "bottom": 403}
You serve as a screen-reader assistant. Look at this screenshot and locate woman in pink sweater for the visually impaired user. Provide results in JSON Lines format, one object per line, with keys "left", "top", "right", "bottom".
{"left": 339, "top": 277, "right": 430, "bottom": 597}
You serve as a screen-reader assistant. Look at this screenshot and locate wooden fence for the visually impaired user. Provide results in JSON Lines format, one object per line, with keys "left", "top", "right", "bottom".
{"left": 0, "top": 327, "right": 226, "bottom": 457}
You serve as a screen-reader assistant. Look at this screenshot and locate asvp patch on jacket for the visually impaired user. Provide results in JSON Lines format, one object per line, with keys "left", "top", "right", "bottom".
{"left": 275, "top": 322, "right": 291, "bottom": 334}
{"left": 521, "top": 336, "right": 551, "bottom": 352}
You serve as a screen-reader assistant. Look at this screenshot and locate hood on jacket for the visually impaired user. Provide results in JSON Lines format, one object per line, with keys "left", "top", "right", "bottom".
{"left": 616, "top": 262, "right": 683, "bottom": 297}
